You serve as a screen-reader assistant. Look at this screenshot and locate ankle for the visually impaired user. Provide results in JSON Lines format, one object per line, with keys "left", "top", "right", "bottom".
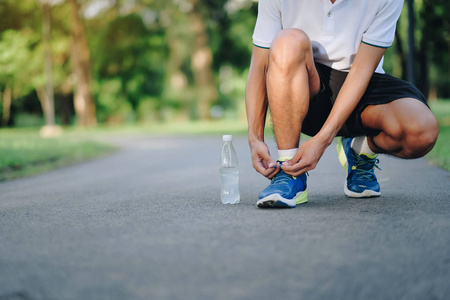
{"left": 351, "top": 136, "right": 376, "bottom": 157}
{"left": 278, "top": 148, "right": 298, "bottom": 161}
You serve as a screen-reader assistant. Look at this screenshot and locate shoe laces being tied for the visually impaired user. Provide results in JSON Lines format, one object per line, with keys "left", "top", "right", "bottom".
{"left": 272, "top": 171, "right": 294, "bottom": 184}
{"left": 351, "top": 153, "right": 381, "bottom": 181}
{"left": 272, "top": 160, "right": 309, "bottom": 183}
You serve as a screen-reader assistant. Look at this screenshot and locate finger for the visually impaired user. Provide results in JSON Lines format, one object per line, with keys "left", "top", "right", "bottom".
{"left": 288, "top": 168, "right": 309, "bottom": 177}
{"left": 285, "top": 151, "right": 302, "bottom": 167}
{"left": 254, "top": 159, "right": 277, "bottom": 177}
{"left": 261, "top": 159, "right": 268, "bottom": 169}
{"left": 260, "top": 161, "right": 280, "bottom": 178}
{"left": 261, "top": 167, "right": 277, "bottom": 179}
{"left": 253, "top": 161, "right": 269, "bottom": 175}
{"left": 260, "top": 151, "right": 276, "bottom": 168}
{"left": 266, "top": 164, "right": 281, "bottom": 179}
{"left": 282, "top": 160, "right": 310, "bottom": 176}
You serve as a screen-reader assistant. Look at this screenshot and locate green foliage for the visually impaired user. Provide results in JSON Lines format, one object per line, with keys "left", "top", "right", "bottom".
{"left": 89, "top": 10, "right": 168, "bottom": 121}
{"left": 0, "top": 0, "right": 73, "bottom": 127}
{"left": 212, "top": 3, "right": 257, "bottom": 71}
{"left": 421, "top": 0, "right": 450, "bottom": 98}
{"left": 95, "top": 78, "right": 131, "bottom": 123}
{"left": 0, "top": 0, "right": 43, "bottom": 93}
{"left": 0, "top": 29, "right": 44, "bottom": 92}
{"left": 428, "top": 100, "right": 450, "bottom": 170}
{"left": 0, "top": 0, "right": 40, "bottom": 32}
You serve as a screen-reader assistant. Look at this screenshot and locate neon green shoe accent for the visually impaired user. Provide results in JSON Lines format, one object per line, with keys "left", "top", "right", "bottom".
{"left": 361, "top": 153, "right": 378, "bottom": 159}
{"left": 337, "top": 138, "right": 378, "bottom": 170}
{"left": 337, "top": 137, "right": 348, "bottom": 171}
{"left": 295, "top": 190, "right": 308, "bottom": 204}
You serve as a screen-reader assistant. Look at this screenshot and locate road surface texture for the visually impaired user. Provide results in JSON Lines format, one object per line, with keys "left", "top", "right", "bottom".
{"left": 1, "top": 135, "right": 449, "bottom": 300}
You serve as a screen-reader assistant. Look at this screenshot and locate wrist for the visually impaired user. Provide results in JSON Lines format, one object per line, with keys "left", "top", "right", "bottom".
{"left": 315, "top": 128, "right": 336, "bottom": 146}
{"left": 248, "top": 131, "right": 264, "bottom": 145}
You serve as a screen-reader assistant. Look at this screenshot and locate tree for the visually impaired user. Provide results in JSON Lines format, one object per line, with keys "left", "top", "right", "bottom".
{"left": 161, "top": 1, "right": 192, "bottom": 120}
{"left": 88, "top": 2, "right": 168, "bottom": 123}
{"left": 0, "top": 29, "right": 44, "bottom": 126}
{"left": 40, "top": 0, "right": 56, "bottom": 128}
{"left": 420, "top": 0, "right": 450, "bottom": 98}
{"left": 69, "top": 0, "right": 97, "bottom": 126}
{"left": 0, "top": 0, "right": 41, "bottom": 126}
{"left": 189, "top": 0, "right": 217, "bottom": 120}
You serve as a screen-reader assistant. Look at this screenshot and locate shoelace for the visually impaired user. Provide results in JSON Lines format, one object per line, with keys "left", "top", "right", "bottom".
{"left": 272, "top": 171, "right": 294, "bottom": 184}
{"left": 352, "top": 153, "right": 381, "bottom": 181}
{"left": 272, "top": 161, "right": 308, "bottom": 184}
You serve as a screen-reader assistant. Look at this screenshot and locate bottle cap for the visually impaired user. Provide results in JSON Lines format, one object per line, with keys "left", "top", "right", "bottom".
{"left": 223, "top": 135, "right": 232, "bottom": 142}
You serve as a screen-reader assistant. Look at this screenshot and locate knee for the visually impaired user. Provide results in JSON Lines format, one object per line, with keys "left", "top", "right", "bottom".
{"left": 269, "top": 29, "right": 311, "bottom": 72}
{"left": 402, "top": 113, "right": 439, "bottom": 158}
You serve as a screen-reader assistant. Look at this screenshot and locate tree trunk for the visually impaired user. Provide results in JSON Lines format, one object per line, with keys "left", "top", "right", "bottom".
{"left": 189, "top": 0, "right": 217, "bottom": 120}
{"left": 395, "top": 30, "right": 407, "bottom": 80}
{"left": 406, "top": 0, "right": 416, "bottom": 85}
{"left": 164, "top": 5, "right": 189, "bottom": 120}
{"left": 417, "top": 34, "right": 429, "bottom": 99}
{"left": 69, "top": 0, "right": 97, "bottom": 126}
{"left": 37, "top": 87, "right": 50, "bottom": 123}
{"left": 2, "top": 86, "right": 12, "bottom": 127}
{"left": 42, "top": 2, "right": 55, "bottom": 127}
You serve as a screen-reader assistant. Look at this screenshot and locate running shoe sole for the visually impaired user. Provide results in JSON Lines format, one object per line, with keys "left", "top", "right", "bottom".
{"left": 343, "top": 184, "right": 380, "bottom": 198}
{"left": 257, "top": 190, "right": 308, "bottom": 208}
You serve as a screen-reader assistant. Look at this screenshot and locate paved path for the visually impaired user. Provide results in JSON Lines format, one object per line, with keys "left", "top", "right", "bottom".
{"left": 0, "top": 135, "right": 449, "bottom": 300}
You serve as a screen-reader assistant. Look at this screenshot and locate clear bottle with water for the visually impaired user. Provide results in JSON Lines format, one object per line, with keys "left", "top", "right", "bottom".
{"left": 219, "top": 135, "right": 240, "bottom": 204}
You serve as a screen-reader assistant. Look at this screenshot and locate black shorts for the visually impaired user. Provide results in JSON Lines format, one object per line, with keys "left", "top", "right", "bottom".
{"left": 301, "top": 62, "right": 428, "bottom": 137}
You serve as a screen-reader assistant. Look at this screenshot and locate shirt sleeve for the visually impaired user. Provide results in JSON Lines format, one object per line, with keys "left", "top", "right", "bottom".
{"left": 252, "top": 0, "right": 282, "bottom": 49}
{"left": 362, "top": 0, "right": 404, "bottom": 48}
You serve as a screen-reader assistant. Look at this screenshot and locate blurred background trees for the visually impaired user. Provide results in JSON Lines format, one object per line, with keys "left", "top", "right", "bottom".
{"left": 0, "top": 0, "right": 448, "bottom": 128}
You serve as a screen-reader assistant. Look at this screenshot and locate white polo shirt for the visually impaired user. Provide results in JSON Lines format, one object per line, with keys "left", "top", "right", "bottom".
{"left": 252, "top": 0, "right": 404, "bottom": 74}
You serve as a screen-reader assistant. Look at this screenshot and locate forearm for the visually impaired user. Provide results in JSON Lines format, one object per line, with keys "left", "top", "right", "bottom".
{"left": 316, "top": 43, "right": 386, "bottom": 144}
{"left": 246, "top": 46, "right": 270, "bottom": 144}
{"left": 316, "top": 67, "right": 372, "bottom": 143}
{"left": 246, "top": 75, "right": 267, "bottom": 143}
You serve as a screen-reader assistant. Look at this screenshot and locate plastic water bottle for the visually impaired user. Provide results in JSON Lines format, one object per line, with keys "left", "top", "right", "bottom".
{"left": 219, "top": 135, "right": 240, "bottom": 204}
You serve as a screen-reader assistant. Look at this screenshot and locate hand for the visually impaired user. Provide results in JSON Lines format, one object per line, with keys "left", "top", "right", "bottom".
{"left": 249, "top": 140, "right": 280, "bottom": 179}
{"left": 281, "top": 136, "right": 330, "bottom": 176}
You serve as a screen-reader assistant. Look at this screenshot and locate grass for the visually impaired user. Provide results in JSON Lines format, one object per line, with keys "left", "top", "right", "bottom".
{"left": 0, "top": 128, "right": 117, "bottom": 181}
{"left": 0, "top": 119, "right": 249, "bottom": 181}
{"left": 427, "top": 100, "right": 450, "bottom": 171}
{"left": 85, "top": 119, "right": 250, "bottom": 136}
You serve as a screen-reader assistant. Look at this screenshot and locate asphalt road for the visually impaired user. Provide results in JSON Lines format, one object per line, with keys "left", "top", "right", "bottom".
{"left": 1, "top": 135, "right": 449, "bottom": 300}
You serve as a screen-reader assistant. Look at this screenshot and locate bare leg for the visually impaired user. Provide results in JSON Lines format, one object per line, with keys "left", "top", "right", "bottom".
{"left": 361, "top": 98, "right": 439, "bottom": 158}
{"left": 266, "top": 29, "right": 320, "bottom": 150}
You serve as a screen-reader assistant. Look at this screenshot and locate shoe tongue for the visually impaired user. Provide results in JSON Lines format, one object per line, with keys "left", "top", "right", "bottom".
{"left": 274, "top": 170, "right": 291, "bottom": 182}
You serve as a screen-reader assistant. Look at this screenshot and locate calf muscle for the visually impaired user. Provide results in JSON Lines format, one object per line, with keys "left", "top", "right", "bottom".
{"left": 362, "top": 98, "right": 439, "bottom": 158}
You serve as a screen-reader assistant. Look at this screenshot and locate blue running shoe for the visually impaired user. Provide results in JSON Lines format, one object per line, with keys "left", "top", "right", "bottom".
{"left": 337, "top": 137, "right": 381, "bottom": 198}
{"left": 257, "top": 166, "right": 308, "bottom": 208}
